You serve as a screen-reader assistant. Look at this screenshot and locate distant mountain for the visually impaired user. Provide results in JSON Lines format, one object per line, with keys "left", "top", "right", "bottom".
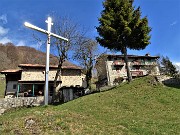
{"left": 0, "top": 43, "right": 58, "bottom": 71}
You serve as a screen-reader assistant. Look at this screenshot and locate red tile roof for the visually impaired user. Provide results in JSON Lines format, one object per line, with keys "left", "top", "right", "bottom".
{"left": 0, "top": 69, "right": 22, "bottom": 74}
{"left": 107, "top": 54, "right": 160, "bottom": 59}
{"left": 18, "top": 61, "right": 82, "bottom": 70}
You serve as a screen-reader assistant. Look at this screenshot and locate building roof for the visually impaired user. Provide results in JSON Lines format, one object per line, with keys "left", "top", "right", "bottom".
{"left": 0, "top": 61, "right": 82, "bottom": 74}
{"left": 106, "top": 54, "right": 160, "bottom": 59}
{"left": 18, "top": 61, "right": 82, "bottom": 70}
{"left": 96, "top": 54, "right": 160, "bottom": 60}
{"left": 0, "top": 69, "right": 22, "bottom": 74}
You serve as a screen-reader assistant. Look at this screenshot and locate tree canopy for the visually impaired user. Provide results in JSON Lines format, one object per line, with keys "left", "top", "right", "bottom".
{"left": 97, "top": 0, "right": 151, "bottom": 51}
{"left": 96, "top": 0, "right": 151, "bottom": 81}
{"left": 73, "top": 37, "right": 98, "bottom": 90}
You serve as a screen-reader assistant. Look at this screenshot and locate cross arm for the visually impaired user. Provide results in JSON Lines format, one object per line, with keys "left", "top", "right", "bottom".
{"left": 24, "top": 22, "right": 68, "bottom": 42}
{"left": 24, "top": 22, "right": 48, "bottom": 35}
{"left": 51, "top": 33, "right": 68, "bottom": 42}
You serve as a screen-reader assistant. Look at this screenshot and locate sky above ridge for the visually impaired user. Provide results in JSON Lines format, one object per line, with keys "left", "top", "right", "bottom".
{"left": 0, "top": 0, "right": 180, "bottom": 65}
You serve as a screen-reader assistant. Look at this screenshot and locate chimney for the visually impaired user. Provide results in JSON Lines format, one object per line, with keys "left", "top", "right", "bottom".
{"left": 145, "top": 53, "right": 150, "bottom": 56}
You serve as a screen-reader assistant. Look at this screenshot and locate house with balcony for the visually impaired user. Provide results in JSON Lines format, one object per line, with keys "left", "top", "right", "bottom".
{"left": 95, "top": 54, "right": 160, "bottom": 86}
{"left": 0, "top": 61, "right": 87, "bottom": 102}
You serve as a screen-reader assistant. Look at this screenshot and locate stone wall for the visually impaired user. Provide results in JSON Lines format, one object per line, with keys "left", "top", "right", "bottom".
{"left": 62, "top": 69, "right": 86, "bottom": 87}
{"left": 21, "top": 69, "right": 58, "bottom": 81}
{"left": 156, "top": 75, "right": 180, "bottom": 85}
{"left": 95, "top": 58, "right": 107, "bottom": 81}
{"left": 0, "top": 97, "right": 44, "bottom": 115}
{"left": 106, "top": 58, "right": 160, "bottom": 86}
{"left": 106, "top": 60, "right": 126, "bottom": 85}
{"left": 21, "top": 69, "right": 86, "bottom": 87}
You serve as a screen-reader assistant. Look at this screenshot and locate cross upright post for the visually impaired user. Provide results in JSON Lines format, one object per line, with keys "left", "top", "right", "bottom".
{"left": 45, "top": 17, "right": 52, "bottom": 105}
{"left": 24, "top": 17, "right": 68, "bottom": 105}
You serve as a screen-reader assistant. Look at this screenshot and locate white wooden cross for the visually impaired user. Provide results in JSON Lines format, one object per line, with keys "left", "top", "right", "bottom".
{"left": 24, "top": 17, "right": 68, "bottom": 105}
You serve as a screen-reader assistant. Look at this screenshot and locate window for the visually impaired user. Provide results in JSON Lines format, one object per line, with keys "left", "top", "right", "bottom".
{"left": 13, "top": 84, "right": 17, "bottom": 89}
{"left": 108, "top": 57, "right": 111, "bottom": 61}
{"left": 116, "top": 67, "right": 120, "bottom": 73}
{"left": 136, "top": 66, "right": 140, "bottom": 70}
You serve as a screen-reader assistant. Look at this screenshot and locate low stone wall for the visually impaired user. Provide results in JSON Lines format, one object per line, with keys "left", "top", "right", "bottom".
{"left": 156, "top": 75, "right": 180, "bottom": 85}
{"left": 163, "top": 78, "right": 180, "bottom": 85}
{"left": 0, "top": 97, "right": 44, "bottom": 115}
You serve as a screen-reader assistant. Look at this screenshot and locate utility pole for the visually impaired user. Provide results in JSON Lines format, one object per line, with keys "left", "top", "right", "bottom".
{"left": 24, "top": 17, "right": 68, "bottom": 105}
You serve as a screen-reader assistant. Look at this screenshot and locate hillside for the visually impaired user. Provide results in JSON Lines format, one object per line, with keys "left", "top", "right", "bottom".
{"left": 0, "top": 76, "right": 179, "bottom": 134}
{"left": 0, "top": 74, "right": 5, "bottom": 98}
{"left": 0, "top": 43, "right": 58, "bottom": 71}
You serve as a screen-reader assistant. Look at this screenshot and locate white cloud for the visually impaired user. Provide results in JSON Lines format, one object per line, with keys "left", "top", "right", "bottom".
{"left": 174, "top": 62, "right": 180, "bottom": 66}
{"left": 174, "top": 62, "right": 180, "bottom": 72}
{"left": 0, "top": 37, "right": 11, "bottom": 44}
{"left": 28, "top": 42, "right": 43, "bottom": 50}
{"left": 0, "top": 14, "right": 7, "bottom": 24}
{"left": 0, "top": 26, "right": 9, "bottom": 36}
{"left": 170, "top": 21, "right": 178, "bottom": 26}
{"left": 16, "top": 40, "right": 25, "bottom": 46}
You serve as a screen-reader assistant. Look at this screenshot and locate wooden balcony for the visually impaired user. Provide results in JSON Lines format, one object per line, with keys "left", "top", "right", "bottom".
{"left": 130, "top": 71, "right": 144, "bottom": 77}
{"left": 132, "top": 61, "right": 157, "bottom": 66}
{"left": 131, "top": 61, "right": 145, "bottom": 66}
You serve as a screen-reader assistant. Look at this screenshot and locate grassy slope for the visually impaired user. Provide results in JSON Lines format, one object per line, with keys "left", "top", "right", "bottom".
{"left": 0, "top": 76, "right": 180, "bottom": 134}
{"left": 0, "top": 75, "right": 5, "bottom": 98}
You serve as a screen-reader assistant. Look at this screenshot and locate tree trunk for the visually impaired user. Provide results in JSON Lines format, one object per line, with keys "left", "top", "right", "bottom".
{"left": 86, "top": 77, "right": 91, "bottom": 90}
{"left": 52, "top": 64, "right": 62, "bottom": 104}
{"left": 123, "top": 47, "right": 132, "bottom": 82}
{"left": 86, "top": 67, "right": 93, "bottom": 90}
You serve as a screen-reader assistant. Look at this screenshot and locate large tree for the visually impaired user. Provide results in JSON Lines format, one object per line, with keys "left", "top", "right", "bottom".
{"left": 73, "top": 37, "right": 98, "bottom": 90}
{"left": 50, "top": 16, "right": 81, "bottom": 103}
{"left": 96, "top": 0, "right": 151, "bottom": 82}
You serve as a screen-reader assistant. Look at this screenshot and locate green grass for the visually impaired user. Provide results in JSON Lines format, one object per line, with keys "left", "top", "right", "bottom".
{"left": 0, "top": 75, "right": 5, "bottom": 98}
{"left": 0, "top": 76, "right": 180, "bottom": 134}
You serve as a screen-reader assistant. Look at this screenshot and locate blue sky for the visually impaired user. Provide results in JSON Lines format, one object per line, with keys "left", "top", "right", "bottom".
{"left": 0, "top": 0, "right": 180, "bottom": 66}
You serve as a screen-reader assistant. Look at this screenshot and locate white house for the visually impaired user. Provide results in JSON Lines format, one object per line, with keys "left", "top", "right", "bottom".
{"left": 95, "top": 54, "right": 160, "bottom": 86}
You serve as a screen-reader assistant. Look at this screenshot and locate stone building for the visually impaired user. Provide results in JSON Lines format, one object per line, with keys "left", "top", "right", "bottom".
{"left": 95, "top": 54, "right": 160, "bottom": 86}
{"left": 1, "top": 61, "right": 87, "bottom": 102}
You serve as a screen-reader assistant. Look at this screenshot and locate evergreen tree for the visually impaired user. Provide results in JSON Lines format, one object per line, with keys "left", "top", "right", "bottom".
{"left": 160, "top": 56, "right": 178, "bottom": 77}
{"left": 96, "top": 0, "right": 151, "bottom": 82}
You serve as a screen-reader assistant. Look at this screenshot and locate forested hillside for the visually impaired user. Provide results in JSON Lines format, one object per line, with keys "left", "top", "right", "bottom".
{"left": 0, "top": 43, "right": 58, "bottom": 71}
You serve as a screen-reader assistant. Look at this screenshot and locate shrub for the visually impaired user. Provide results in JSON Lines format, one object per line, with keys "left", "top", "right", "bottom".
{"left": 113, "top": 77, "right": 124, "bottom": 85}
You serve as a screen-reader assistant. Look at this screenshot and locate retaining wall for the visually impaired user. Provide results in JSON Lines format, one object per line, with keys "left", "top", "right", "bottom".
{"left": 0, "top": 97, "right": 44, "bottom": 115}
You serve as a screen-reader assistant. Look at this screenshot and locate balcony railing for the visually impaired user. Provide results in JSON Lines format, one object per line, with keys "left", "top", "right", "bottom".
{"left": 131, "top": 61, "right": 145, "bottom": 66}
{"left": 132, "top": 61, "right": 157, "bottom": 66}
{"left": 130, "top": 71, "right": 144, "bottom": 76}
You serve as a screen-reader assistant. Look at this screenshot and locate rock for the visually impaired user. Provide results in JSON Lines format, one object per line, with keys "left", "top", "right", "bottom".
{"left": 0, "top": 108, "right": 6, "bottom": 115}
{"left": 25, "top": 118, "right": 36, "bottom": 129}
